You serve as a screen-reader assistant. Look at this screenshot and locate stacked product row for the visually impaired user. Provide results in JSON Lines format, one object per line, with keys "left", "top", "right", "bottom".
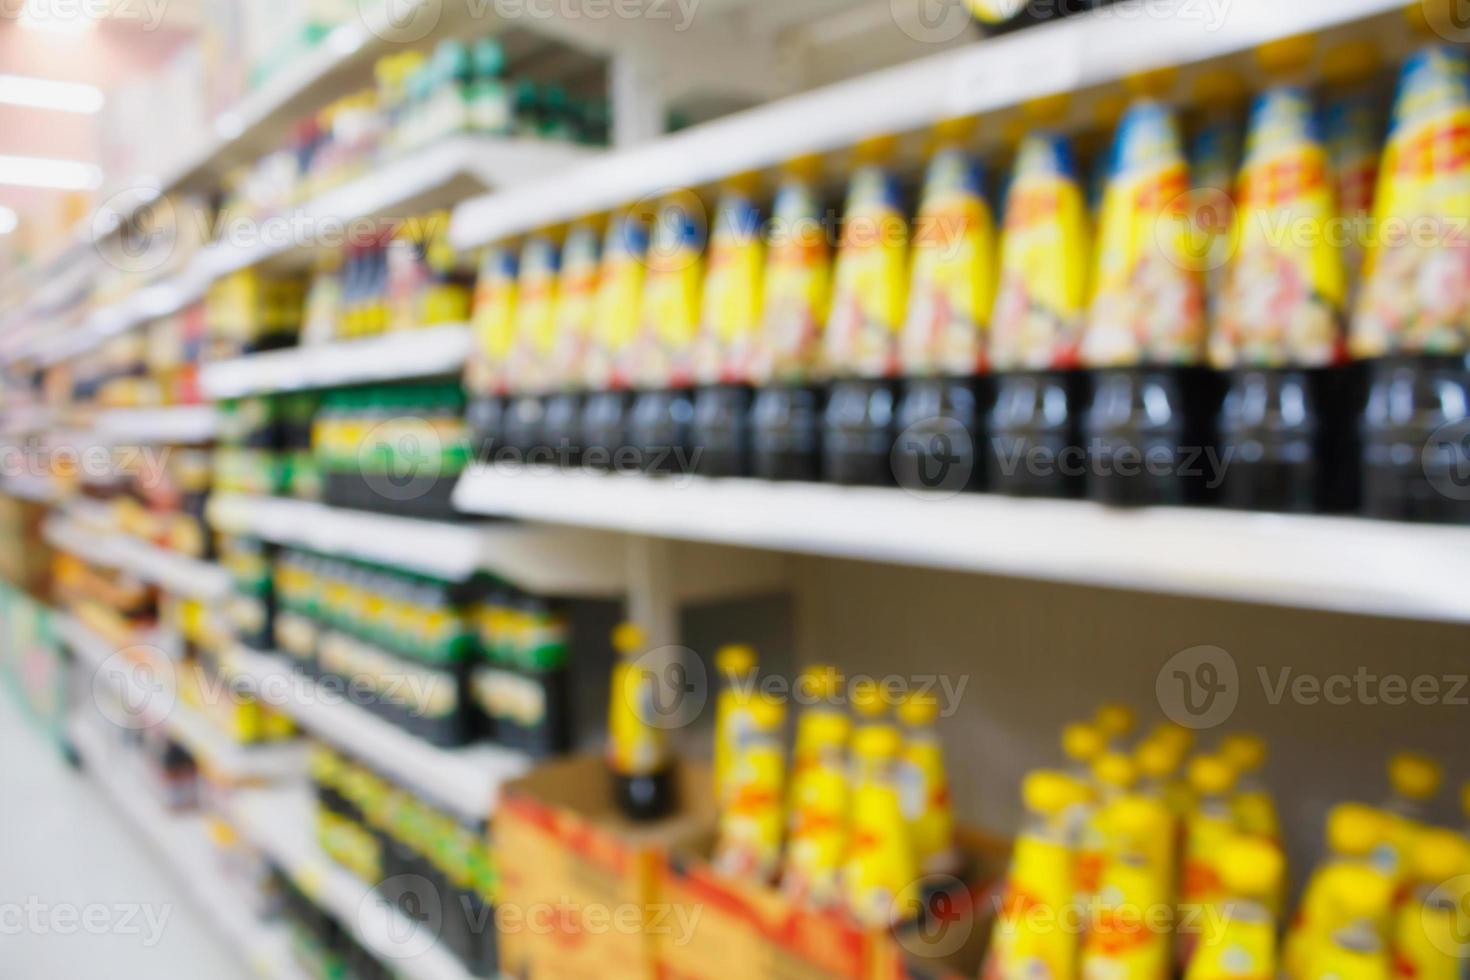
{"left": 311, "top": 744, "right": 498, "bottom": 978}
{"left": 467, "top": 40, "right": 1470, "bottom": 524}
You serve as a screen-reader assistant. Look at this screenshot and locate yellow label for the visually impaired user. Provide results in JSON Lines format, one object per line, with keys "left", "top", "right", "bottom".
{"left": 825, "top": 165, "right": 909, "bottom": 379}
{"left": 549, "top": 221, "right": 601, "bottom": 392}
{"left": 469, "top": 246, "right": 518, "bottom": 396}
{"left": 993, "top": 134, "right": 1092, "bottom": 371}
{"left": 1185, "top": 909, "right": 1276, "bottom": 980}
{"left": 585, "top": 214, "right": 649, "bottom": 390}
{"left": 507, "top": 235, "right": 560, "bottom": 395}
{"left": 754, "top": 177, "right": 832, "bottom": 385}
{"left": 901, "top": 148, "right": 996, "bottom": 377}
{"left": 714, "top": 734, "right": 786, "bottom": 882}
{"left": 1353, "top": 46, "right": 1470, "bottom": 358}
{"left": 1212, "top": 87, "right": 1345, "bottom": 369}
{"left": 632, "top": 198, "right": 705, "bottom": 389}
{"left": 1084, "top": 101, "right": 1207, "bottom": 367}
{"left": 985, "top": 834, "right": 1078, "bottom": 980}
{"left": 607, "top": 658, "right": 668, "bottom": 776}
{"left": 696, "top": 192, "right": 765, "bottom": 385}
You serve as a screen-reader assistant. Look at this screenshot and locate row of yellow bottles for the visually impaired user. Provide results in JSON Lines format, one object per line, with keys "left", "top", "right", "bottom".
{"left": 709, "top": 658, "right": 957, "bottom": 929}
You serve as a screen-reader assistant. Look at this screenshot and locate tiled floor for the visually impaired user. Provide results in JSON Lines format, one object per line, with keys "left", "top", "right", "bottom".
{"left": 0, "top": 692, "right": 247, "bottom": 980}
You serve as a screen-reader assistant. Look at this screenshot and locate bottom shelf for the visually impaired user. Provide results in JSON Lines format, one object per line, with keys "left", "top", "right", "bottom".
{"left": 231, "top": 784, "right": 489, "bottom": 980}
{"left": 70, "top": 718, "right": 304, "bottom": 980}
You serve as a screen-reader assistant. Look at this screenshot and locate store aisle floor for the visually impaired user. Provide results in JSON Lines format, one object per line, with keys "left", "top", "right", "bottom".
{"left": 0, "top": 694, "right": 248, "bottom": 980}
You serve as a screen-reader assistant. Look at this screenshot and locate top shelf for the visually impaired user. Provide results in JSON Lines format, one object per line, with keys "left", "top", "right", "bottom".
{"left": 452, "top": 0, "right": 1409, "bottom": 249}
{"left": 452, "top": 465, "right": 1470, "bottom": 624}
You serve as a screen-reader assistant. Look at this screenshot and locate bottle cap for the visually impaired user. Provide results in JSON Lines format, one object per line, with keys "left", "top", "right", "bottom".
{"left": 1094, "top": 703, "right": 1136, "bottom": 740}
{"left": 804, "top": 709, "right": 852, "bottom": 747}
{"left": 782, "top": 153, "right": 825, "bottom": 180}
{"left": 1255, "top": 33, "right": 1316, "bottom": 77}
{"left": 747, "top": 693, "right": 787, "bottom": 732}
{"left": 1093, "top": 751, "right": 1137, "bottom": 789}
{"left": 1062, "top": 722, "right": 1105, "bottom": 763}
{"left": 715, "top": 644, "right": 757, "bottom": 677}
{"left": 1107, "top": 794, "right": 1168, "bottom": 838}
{"left": 1330, "top": 865, "right": 1395, "bottom": 920}
{"left": 799, "top": 664, "right": 843, "bottom": 702}
{"left": 1220, "top": 836, "right": 1286, "bottom": 898}
{"left": 850, "top": 678, "right": 888, "bottom": 719}
{"left": 1023, "top": 770, "right": 1086, "bottom": 817}
{"left": 1022, "top": 93, "right": 1070, "bottom": 125}
{"left": 1389, "top": 752, "right": 1443, "bottom": 802}
{"left": 1124, "top": 66, "right": 1178, "bottom": 98}
{"left": 1220, "top": 733, "right": 1267, "bottom": 774}
{"left": 1192, "top": 69, "right": 1246, "bottom": 106}
{"left": 1327, "top": 803, "right": 1385, "bottom": 857}
{"left": 1151, "top": 721, "right": 1195, "bottom": 755}
{"left": 852, "top": 723, "right": 901, "bottom": 760}
{"left": 1321, "top": 41, "right": 1381, "bottom": 86}
{"left": 1187, "top": 754, "right": 1237, "bottom": 796}
{"left": 853, "top": 134, "right": 898, "bottom": 164}
{"left": 897, "top": 691, "right": 940, "bottom": 727}
{"left": 1411, "top": 829, "right": 1470, "bottom": 884}
{"left": 611, "top": 622, "right": 646, "bottom": 656}
{"left": 1136, "top": 737, "right": 1181, "bottom": 780}
{"left": 931, "top": 115, "right": 977, "bottom": 146}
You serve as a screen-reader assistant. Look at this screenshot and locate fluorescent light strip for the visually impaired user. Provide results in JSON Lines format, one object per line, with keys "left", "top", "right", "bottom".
{"left": 0, "top": 75, "right": 105, "bottom": 114}
{"left": 0, "top": 154, "right": 103, "bottom": 191}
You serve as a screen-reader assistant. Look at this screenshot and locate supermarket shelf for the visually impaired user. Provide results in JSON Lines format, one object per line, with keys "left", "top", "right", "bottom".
{"left": 42, "top": 515, "right": 233, "bottom": 601}
{"left": 92, "top": 405, "right": 221, "bottom": 444}
{"left": 196, "top": 134, "right": 593, "bottom": 282}
{"left": 223, "top": 645, "right": 529, "bottom": 824}
{"left": 451, "top": 0, "right": 1407, "bottom": 248}
{"left": 63, "top": 615, "right": 306, "bottom": 784}
{"left": 71, "top": 720, "right": 307, "bottom": 980}
{"left": 200, "top": 323, "right": 473, "bottom": 399}
{"left": 232, "top": 784, "right": 485, "bottom": 980}
{"left": 206, "top": 492, "right": 629, "bottom": 594}
{"left": 452, "top": 465, "right": 1470, "bottom": 624}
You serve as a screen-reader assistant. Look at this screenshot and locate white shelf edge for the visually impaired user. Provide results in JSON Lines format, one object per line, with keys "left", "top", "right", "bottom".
{"left": 232, "top": 784, "right": 485, "bottom": 980}
{"left": 205, "top": 492, "right": 628, "bottom": 594}
{"left": 42, "top": 516, "right": 233, "bottom": 601}
{"left": 70, "top": 719, "right": 309, "bottom": 980}
{"left": 451, "top": 0, "right": 1407, "bottom": 249}
{"left": 61, "top": 614, "right": 306, "bottom": 783}
{"left": 200, "top": 323, "right": 473, "bottom": 399}
{"left": 92, "top": 405, "right": 221, "bottom": 444}
{"left": 222, "top": 645, "right": 529, "bottom": 825}
{"left": 451, "top": 464, "right": 1470, "bottom": 624}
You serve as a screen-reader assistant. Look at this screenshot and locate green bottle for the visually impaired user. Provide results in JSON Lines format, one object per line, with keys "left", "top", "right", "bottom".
{"left": 471, "top": 38, "right": 512, "bottom": 137}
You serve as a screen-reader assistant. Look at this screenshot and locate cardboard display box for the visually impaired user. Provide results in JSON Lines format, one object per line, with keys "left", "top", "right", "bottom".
{"left": 494, "top": 753, "right": 717, "bottom": 980}
{"left": 658, "top": 828, "right": 1011, "bottom": 980}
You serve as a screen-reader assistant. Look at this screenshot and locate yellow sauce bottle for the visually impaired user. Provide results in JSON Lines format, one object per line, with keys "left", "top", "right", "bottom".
{"left": 900, "top": 118, "right": 995, "bottom": 379}
{"left": 713, "top": 692, "right": 787, "bottom": 884}
{"left": 1285, "top": 803, "right": 1390, "bottom": 980}
{"left": 1378, "top": 752, "right": 1443, "bottom": 880}
{"left": 983, "top": 770, "right": 1089, "bottom": 980}
{"left": 1179, "top": 754, "right": 1240, "bottom": 969}
{"left": 825, "top": 136, "right": 909, "bottom": 381}
{"left": 550, "top": 220, "right": 602, "bottom": 391}
{"left": 1185, "top": 835, "right": 1285, "bottom": 980}
{"left": 633, "top": 194, "right": 705, "bottom": 392}
{"left": 696, "top": 176, "right": 766, "bottom": 388}
{"left": 712, "top": 643, "right": 758, "bottom": 808}
{"left": 587, "top": 210, "right": 651, "bottom": 393}
{"left": 781, "top": 706, "right": 850, "bottom": 908}
{"left": 1081, "top": 794, "right": 1175, "bottom": 980}
{"left": 467, "top": 245, "right": 518, "bottom": 399}
{"left": 1390, "top": 829, "right": 1470, "bottom": 980}
{"left": 505, "top": 233, "right": 561, "bottom": 397}
{"left": 1303, "top": 865, "right": 1395, "bottom": 980}
{"left": 792, "top": 664, "right": 845, "bottom": 776}
{"left": 844, "top": 722, "right": 921, "bottom": 928}
{"left": 1080, "top": 751, "right": 1138, "bottom": 904}
{"left": 606, "top": 623, "right": 675, "bottom": 822}
{"left": 1221, "top": 733, "right": 1282, "bottom": 843}
{"left": 1095, "top": 703, "right": 1138, "bottom": 749}
{"left": 896, "top": 690, "right": 957, "bottom": 877}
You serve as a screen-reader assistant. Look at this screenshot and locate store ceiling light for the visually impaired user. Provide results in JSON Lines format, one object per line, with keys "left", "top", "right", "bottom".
{"left": 0, "top": 154, "right": 103, "bottom": 191}
{"left": 0, "top": 75, "right": 105, "bottom": 114}
{"left": 19, "top": 0, "right": 100, "bottom": 32}
{"left": 0, "top": 207, "right": 17, "bottom": 235}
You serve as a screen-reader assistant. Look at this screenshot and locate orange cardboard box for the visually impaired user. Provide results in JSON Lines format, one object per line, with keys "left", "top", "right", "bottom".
{"left": 656, "top": 829, "right": 1010, "bottom": 980}
{"left": 494, "top": 754, "right": 716, "bottom": 980}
